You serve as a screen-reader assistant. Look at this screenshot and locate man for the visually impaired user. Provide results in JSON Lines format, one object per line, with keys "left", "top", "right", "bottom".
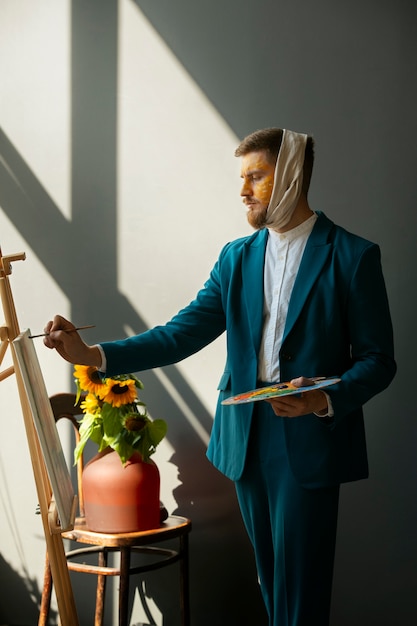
{"left": 44, "top": 128, "right": 396, "bottom": 625}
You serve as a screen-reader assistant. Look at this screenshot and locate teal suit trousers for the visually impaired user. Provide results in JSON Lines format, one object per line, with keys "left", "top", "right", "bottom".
{"left": 235, "top": 401, "right": 339, "bottom": 626}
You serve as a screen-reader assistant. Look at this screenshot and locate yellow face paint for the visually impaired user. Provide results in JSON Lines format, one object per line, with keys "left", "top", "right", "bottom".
{"left": 240, "top": 151, "right": 275, "bottom": 229}
{"left": 254, "top": 172, "right": 274, "bottom": 204}
{"left": 240, "top": 152, "right": 275, "bottom": 206}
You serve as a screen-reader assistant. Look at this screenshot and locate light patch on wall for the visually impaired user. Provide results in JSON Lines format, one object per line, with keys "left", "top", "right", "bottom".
{"left": 117, "top": 0, "right": 250, "bottom": 319}
{"left": 0, "top": 0, "right": 71, "bottom": 219}
{"left": 152, "top": 434, "right": 181, "bottom": 516}
{"left": 152, "top": 367, "right": 211, "bottom": 448}
{"left": 125, "top": 586, "right": 163, "bottom": 626}
{"left": 117, "top": 1, "right": 251, "bottom": 414}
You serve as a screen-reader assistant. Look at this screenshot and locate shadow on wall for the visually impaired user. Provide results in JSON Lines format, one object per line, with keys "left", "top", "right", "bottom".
{"left": 0, "top": 553, "right": 57, "bottom": 625}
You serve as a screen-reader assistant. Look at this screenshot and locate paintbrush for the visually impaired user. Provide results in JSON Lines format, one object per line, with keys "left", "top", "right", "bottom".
{"left": 28, "top": 324, "right": 96, "bottom": 339}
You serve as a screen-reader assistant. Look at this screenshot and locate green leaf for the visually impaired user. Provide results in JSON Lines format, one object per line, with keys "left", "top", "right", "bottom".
{"left": 74, "top": 413, "right": 96, "bottom": 464}
{"left": 101, "top": 403, "right": 122, "bottom": 438}
{"left": 148, "top": 419, "right": 168, "bottom": 448}
{"left": 74, "top": 377, "right": 83, "bottom": 405}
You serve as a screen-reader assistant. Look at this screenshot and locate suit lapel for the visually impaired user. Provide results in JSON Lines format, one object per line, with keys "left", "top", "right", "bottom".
{"left": 241, "top": 229, "right": 268, "bottom": 354}
{"left": 239, "top": 214, "right": 334, "bottom": 353}
{"left": 283, "top": 213, "right": 333, "bottom": 342}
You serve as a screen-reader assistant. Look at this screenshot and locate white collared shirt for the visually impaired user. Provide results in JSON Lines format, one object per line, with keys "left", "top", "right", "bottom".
{"left": 257, "top": 213, "right": 317, "bottom": 382}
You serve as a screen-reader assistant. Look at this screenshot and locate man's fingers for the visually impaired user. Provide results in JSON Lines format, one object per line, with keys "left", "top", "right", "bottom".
{"left": 290, "top": 376, "right": 315, "bottom": 388}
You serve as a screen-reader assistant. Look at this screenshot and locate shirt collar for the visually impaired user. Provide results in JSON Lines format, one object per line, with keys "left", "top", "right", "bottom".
{"left": 267, "top": 212, "right": 317, "bottom": 245}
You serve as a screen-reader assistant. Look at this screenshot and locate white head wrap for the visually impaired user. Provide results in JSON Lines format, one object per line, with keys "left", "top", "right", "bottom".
{"left": 264, "top": 129, "right": 307, "bottom": 231}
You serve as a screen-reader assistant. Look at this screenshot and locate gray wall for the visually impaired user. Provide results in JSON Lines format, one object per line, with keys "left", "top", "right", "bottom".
{"left": 1, "top": 1, "right": 416, "bottom": 625}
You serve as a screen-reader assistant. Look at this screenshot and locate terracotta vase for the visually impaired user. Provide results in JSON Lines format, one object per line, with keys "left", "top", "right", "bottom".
{"left": 82, "top": 448, "right": 161, "bottom": 533}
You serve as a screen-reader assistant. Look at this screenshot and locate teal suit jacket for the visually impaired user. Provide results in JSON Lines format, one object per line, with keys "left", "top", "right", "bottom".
{"left": 102, "top": 212, "right": 396, "bottom": 487}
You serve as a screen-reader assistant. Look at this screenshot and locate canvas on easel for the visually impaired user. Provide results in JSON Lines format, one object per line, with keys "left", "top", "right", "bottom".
{"left": 0, "top": 247, "right": 79, "bottom": 626}
{"left": 12, "top": 329, "right": 77, "bottom": 532}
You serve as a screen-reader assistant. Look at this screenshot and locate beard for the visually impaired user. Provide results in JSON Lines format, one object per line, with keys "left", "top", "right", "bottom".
{"left": 246, "top": 203, "right": 268, "bottom": 230}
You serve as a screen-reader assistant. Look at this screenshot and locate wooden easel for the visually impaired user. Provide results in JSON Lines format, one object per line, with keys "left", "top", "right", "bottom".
{"left": 0, "top": 247, "right": 79, "bottom": 625}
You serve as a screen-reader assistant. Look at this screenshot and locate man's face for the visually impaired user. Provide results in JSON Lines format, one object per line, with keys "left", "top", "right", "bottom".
{"left": 240, "top": 150, "right": 275, "bottom": 229}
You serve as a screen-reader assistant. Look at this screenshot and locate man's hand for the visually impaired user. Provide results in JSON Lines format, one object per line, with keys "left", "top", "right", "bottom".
{"left": 43, "top": 315, "right": 102, "bottom": 367}
{"left": 265, "top": 376, "right": 328, "bottom": 417}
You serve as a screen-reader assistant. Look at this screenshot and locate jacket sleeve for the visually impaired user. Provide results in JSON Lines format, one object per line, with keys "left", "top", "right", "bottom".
{"left": 325, "top": 243, "right": 396, "bottom": 422}
{"left": 100, "top": 259, "right": 227, "bottom": 377}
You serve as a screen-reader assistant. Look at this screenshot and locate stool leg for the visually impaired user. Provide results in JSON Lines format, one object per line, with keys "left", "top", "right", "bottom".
{"left": 179, "top": 534, "right": 190, "bottom": 626}
{"left": 94, "top": 549, "right": 108, "bottom": 626}
{"left": 118, "top": 547, "right": 131, "bottom": 626}
{"left": 38, "top": 552, "right": 53, "bottom": 626}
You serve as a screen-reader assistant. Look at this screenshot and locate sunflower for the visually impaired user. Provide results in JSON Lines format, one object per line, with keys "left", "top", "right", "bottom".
{"left": 124, "top": 414, "right": 147, "bottom": 432}
{"left": 80, "top": 392, "right": 101, "bottom": 414}
{"left": 99, "top": 378, "right": 138, "bottom": 408}
{"left": 74, "top": 365, "right": 106, "bottom": 395}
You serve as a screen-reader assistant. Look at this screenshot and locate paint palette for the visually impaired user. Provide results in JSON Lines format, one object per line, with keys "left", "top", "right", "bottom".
{"left": 221, "top": 377, "right": 341, "bottom": 405}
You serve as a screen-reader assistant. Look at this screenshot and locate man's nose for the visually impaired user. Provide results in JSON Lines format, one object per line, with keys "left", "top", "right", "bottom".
{"left": 240, "top": 179, "right": 251, "bottom": 196}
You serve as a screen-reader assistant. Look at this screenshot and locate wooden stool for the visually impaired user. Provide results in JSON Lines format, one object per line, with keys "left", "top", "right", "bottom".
{"left": 38, "top": 393, "right": 191, "bottom": 626}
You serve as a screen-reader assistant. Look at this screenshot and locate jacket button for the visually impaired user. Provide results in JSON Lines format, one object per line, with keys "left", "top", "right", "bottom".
{"left": 281, "top": 353, "right": 292, "bottom": 361}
